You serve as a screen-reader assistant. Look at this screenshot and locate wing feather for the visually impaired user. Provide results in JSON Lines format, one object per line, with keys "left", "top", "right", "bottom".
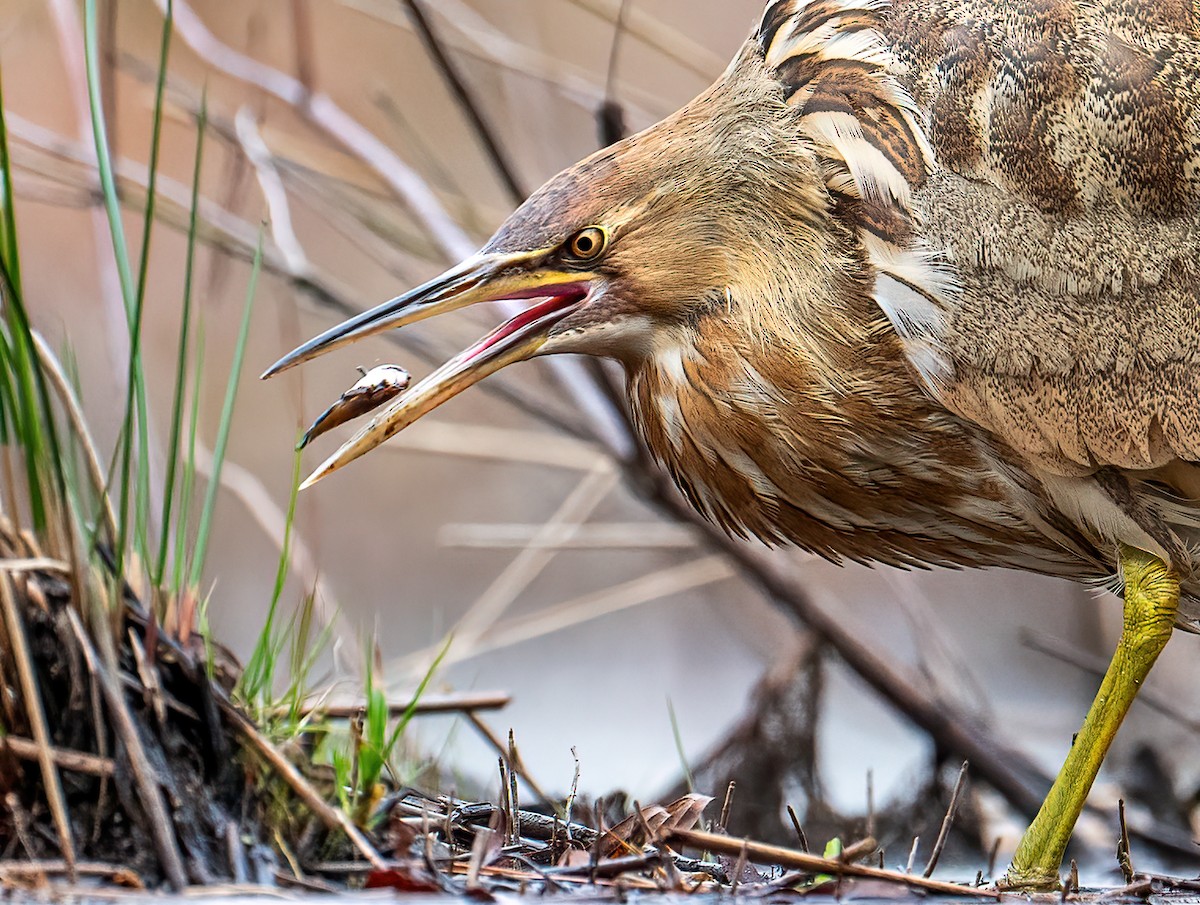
{"left": 877, "top": 0, "right": 1200, "bottom": 473}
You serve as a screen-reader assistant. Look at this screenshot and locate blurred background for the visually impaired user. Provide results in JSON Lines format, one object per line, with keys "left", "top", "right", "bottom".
{"left": 6, "top": 0, "right": 1199, "bottom": 876}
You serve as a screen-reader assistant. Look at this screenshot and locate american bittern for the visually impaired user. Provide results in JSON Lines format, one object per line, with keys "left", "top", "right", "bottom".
{"left": 265, "top": 0, "right": 1200, "bottom": 888}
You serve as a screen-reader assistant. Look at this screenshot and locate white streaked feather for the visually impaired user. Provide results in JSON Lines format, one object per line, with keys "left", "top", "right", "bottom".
{"left": 768, "top": 21, "right": 839, "bottom": 65}
{"left": 862, "top": 233, "right": 957, "bottom": 294}
{"left": 802, "top": 111, "right": 912, "bottom": 205}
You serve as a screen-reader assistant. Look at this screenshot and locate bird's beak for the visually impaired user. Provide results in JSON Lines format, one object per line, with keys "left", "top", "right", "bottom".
{"left": 262, "top": 251, "right": 593, "bottom": 488}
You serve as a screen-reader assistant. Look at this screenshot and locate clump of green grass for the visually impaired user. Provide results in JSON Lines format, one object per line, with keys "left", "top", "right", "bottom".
{"left": 0, "top": 0, "right": 263, "bottom": 633}
{"left": 1, "top": 0, "right": 451, "bottom": 849}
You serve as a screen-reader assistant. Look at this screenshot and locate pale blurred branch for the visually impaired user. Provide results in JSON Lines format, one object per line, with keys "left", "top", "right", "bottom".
{"left": 569, "top": 0, "right": 727, "bottom": 80}
{"left": 234, "top": 107, "right": 309, "bottom": 278}
{"left": 338, "top": 0, "right": 665, "bottom": 121}
{"left": 395, "top": 462, "right": 619, "bottom": 678}
{"left": 439, "top": 522, "right": 697, "bottom": 551}
{"left": 382, "top": 421, "right": 604, "bottom": 471}
{"left": 401, "top": 0, "right": 526, "bottom": 202}
{"left": 399, "top": 554, "right": 733, "bottom": 674}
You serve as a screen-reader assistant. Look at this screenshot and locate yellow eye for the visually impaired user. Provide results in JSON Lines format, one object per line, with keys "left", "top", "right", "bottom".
{"left": 567, "top": 226, "right": 607, "bottom": 261}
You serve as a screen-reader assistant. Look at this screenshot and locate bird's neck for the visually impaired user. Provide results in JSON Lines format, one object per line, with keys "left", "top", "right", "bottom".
{"left": 623, "top": 288, "right": 1016, "bottom": 563}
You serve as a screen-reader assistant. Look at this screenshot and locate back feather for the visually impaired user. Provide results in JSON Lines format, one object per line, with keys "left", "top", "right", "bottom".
{"left": 756, "top": 0, "right": 953, "bottom": 387}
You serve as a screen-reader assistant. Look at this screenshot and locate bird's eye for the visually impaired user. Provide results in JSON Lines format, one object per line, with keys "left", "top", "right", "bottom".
{"left": 566, "top": 226, "right": 607, "bottom": 261}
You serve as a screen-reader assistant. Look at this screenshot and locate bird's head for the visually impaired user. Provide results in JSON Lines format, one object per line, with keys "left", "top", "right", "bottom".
{"left": 264, "top": 49, "right": 833, "bottom": 487}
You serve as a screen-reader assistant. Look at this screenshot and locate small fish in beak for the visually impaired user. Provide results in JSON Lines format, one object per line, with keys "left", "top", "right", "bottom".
{"left": 298, "top": 364, "right": 411, "bottom": 450}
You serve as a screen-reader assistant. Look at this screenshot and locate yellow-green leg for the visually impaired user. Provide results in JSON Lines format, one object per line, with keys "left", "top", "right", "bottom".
{"left": 1001, "top": 545, "right": 1179, "bottom": 890}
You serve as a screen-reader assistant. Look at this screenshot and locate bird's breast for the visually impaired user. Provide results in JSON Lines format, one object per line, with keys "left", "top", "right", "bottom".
{"left": 625, "top": 322, "right": 1086, "bottom": 574}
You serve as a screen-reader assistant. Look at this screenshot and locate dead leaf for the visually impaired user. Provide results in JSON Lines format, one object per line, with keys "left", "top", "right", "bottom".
{"left": 363, "top": 866, "right": 440, "bottom": 892}
{"left": 661, "top": 793, "right": 713, "bottom": 833}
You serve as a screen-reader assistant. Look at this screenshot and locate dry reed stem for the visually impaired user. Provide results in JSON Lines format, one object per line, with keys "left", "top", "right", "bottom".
{"left": 0, "top": 557, "right": 72, "bottom": 574}
{"left": 667, "top": 827, "right": 996, "bottom": 898}
{"left": 66, "top": 608, "right": 188, "bottom": 890}
{"left": 0, "top": 734, "right": 115, "bottom": 777}
{"left": 31, "top": 330, "right": 119, "bottom": 545}
{"left": 0, "top": 575, "right": 76, "bottom": 875}
{"left": 0, "top": 860, "right": 140, "bottom": 880}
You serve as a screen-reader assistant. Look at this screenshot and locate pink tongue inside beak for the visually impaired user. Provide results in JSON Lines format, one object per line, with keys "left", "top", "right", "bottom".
{"left": 466, "top": 287, "right": 588, "bottom": 362}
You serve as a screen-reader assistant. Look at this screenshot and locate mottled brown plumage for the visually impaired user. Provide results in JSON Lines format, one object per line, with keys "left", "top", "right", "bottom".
{"left": 267, "top": 1, "right": 1200, "bottom": 886}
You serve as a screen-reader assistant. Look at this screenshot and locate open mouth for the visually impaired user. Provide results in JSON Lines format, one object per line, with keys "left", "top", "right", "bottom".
{"left": 261, "top": 254, "right": 598, "bottom": 488}
{"left": 466, "top": 285, "right": 588, "bottom": 362}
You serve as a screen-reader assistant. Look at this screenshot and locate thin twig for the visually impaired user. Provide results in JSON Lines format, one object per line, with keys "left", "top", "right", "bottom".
{"left": 1117, "top": 798, "right": 1133, "bottom": 884}
{"left": 0, "top": 734, "right": 115, "bottom": 777}
{"left": 0, "top": 557, "right": 72, "bottom": 574}
{"left": 401, "top": 0, "right": 524, "bottom": 203}
{"left": 0, "top": 860, "right": 140, "bottom": 880}
{"left": 718, "top": 781, "right": 735, "bottom": 830}
{"left": 786, "top": 804, "right": 809, "bottom": 853}
{"left": 281, "top": 690, "right": 511, "bottom": 720}
{"left": 923, "top": 760, "right": 968, "bottom": 877}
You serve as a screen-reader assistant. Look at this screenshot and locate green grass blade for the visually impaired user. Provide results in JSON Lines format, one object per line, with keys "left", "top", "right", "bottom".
{"left": 0, "top": 66, "right": 22, "bottom": 297}
{"left": 83, "top": 0, "right": 151, "bottom": 579}
{"left": 667, "top": 697, "right": 694, "bottom": 793}
{"left": 82, "top": 0, "right": 136, "bottom": 317}
{"left": 188, "top": 232, "right": 262, "bottom": 591}
{"left": 156, "top": 90, "right": 206, "bottom": 586}
{"left": 238, "top": 447, "right": 302, "bottom": 712}
{"left": 0, "top": 65, "right": 74, "bottom": 536}
{"left": 383, "top": 634, "right": 452, "bottom": 764}
{"left": 172, "top": 325, "right": 205, "bottom": 596}
{"left": 129, "top": 0, "right": 173, "bottom": 564}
